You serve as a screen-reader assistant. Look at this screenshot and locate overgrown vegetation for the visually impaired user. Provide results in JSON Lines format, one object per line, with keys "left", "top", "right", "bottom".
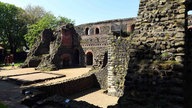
{"left": 25, "top": 14, "right": 74, "bottom": 48}
{"left": 0, "top": 2, "right": 27, "bottom": 54}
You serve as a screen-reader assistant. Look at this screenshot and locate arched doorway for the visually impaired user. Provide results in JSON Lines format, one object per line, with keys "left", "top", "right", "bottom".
{"left": 63, "top": 57, "right": 70, "bottom": 68}
{"left": 73, "top": 49, "right": 79, "bottom": 66}
{"left": 102, "top": 52, "right": 108, "bottom": 68}
{"left": 61, "top": 54, "right": 71, "bottom": 68}
{"left": 86, "top": 52, "right": 93, "bottom": 65}
{"left": 95, "top": 28, "right": 100, "bottom": 34}
{"left": 85, "top": 28, "right": 90, "bottom": 35}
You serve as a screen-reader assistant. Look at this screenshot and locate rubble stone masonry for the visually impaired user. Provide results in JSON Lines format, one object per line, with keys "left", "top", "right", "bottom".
{"left": 118, "top": 0, "right": 192, "bottom": 108}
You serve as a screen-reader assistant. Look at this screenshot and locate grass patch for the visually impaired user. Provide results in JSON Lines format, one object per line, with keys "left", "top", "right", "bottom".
{"left": 0, "top": 61, "right": 23, "bottom": 68}
{"left": 0, "top": 102, "right": 7, "bottom": 108}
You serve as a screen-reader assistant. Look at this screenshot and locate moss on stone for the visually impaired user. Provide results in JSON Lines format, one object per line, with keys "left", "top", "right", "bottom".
{"left": 153, "top": 60, "right": 179, "bottom": 70}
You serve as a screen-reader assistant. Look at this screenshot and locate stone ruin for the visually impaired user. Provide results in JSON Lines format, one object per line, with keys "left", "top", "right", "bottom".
{"left": 21, "top": 0, "right": 192, "bottom": 107}
{"left": 117, "top": 0, "right": 192, "bottom": 108}
{"left": 22, "top": 18, "right": 136, "bottom": 97}
{"left": 21, "top": 24, "right": 85, "bottom": 70}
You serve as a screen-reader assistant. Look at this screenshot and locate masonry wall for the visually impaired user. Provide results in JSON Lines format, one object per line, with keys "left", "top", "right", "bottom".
{"left": 81, "top": 34, "right": 109, "bottom": 66}
{"left": 118, "top": 0, "right": 187, "bottom": 107}
{"left": 38, "top": 72, "right": 99, "bottom": 96}
{"left": 75, "top": 18, "right": 135, "bottom": 66}
{"left": 107, "top": 36, "right": 129, "bottom": 97}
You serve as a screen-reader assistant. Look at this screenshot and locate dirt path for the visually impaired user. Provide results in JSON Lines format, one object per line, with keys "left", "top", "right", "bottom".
{"left": 24, "top": 68, "right": 91, "bottom": 87}
{"left": 70, "top": 88, "right": 119, "bottom": 108}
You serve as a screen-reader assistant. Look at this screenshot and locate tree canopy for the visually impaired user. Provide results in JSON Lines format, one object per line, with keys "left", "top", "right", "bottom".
{"left": 24, "top": 5, "right": 47, "bottom": 24}
{"left": 25, "top": 13, "right": 74, "bottom": 48}
{"left": 0, "top": 2, "right": 27, "bottom": 54}
{"left": 0, "top": 2, "right": 75, "bottom": 54}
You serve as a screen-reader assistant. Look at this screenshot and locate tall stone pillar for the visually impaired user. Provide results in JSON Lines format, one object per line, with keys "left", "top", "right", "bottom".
{"left": 107, "top": 35, "right": 129, "bottom": 97}
{"left": 118, "top": 0, "right": 190, "bottom": 107}
{"left": 107, "top": 35, "right": 117, "bottom": 96}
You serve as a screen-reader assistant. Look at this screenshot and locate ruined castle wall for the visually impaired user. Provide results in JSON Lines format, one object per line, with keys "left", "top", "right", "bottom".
{"left": 21, "top": 29, "right": 54, "bottom": 68}
{"left": 76, "top": 18, "right": 135, "bottom": 66}
{"left": 107, "top": 36, "right": 129, "bottom": 97}
{"left": 37, "top": 72, "right": 99, "bottom": 96}
{"left": 94, "top": 66, "right": 108, "bottom": 89}
{"left": 81, "top": 34, "right": 109, "bottom": 65}
{"left": 119, "top": 0, "right": 187, "bottom": 107}
{"left": 76, "top": 18, "right": 136, "bottom": 36}
{"left": 76, "top": 19, "right": 136, "bottom": 94}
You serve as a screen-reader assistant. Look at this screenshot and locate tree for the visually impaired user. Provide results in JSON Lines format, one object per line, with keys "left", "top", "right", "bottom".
{"left": 0, "top": 2, "right": 28, "bottom": 54}
{"left": 24, "top": 5, "right": 47, "bottom": 24}
{"left": 56, "top": 16, "right": 75, "bottom": 26}
{"left": 0, "top": 2, "right": 75, "bottom": 53}
{"left": 25, "top": 13, "right": 74, "bottom": 48}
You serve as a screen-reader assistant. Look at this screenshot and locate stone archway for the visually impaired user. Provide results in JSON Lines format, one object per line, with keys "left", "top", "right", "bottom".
{"left": 95, "top": 27, "right": 100, "bottom": 34}
{"left": 61, "top": 54, "right": 71, "bottom": 68}
{"left": 86, "top": 52, "right": 93, "bottom": 65}
{"left": 85, "top": 27, "right": 90, "bottom": 35}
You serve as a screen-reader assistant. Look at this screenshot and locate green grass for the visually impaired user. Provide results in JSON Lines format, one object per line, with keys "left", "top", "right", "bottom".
{"left": 14, "top": 62, "right": 23, "bottom": 67}
{"left": 0, "top": 61, "right": 23, "bottom": 67}
{"left": 0, "top": 102, "right": 7, "bottom": 108}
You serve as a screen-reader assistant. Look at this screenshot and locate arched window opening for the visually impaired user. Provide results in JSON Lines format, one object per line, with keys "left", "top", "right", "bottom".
{"left": 95, "top": 28, "right": 100, "bottom": 34}
{"left": 85, "top": 28, "right": 90, "bottom": 35}
{"left": 86, "top": 52, "right": 93, "bottom": 65}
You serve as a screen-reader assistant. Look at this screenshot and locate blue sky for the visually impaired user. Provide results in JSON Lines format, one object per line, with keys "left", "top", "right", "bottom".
{"left": 0, "top": 0, "right": 140, "bottom": 25}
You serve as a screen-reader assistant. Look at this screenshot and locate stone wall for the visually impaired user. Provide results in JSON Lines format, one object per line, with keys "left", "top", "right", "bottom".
{"left": 21, "top": 29, "right": 54, "bottom": 68}
{"left": 22, "top": 24, "right": 85, "bottom": 70}
{"left": 75, "top": 18, "right": 136, "bottom": 36}
{"left": 107, "top": 35, "right": 129, "bottom": 97}
{"left": 37, "top": 71, "right": 100, "bottom": 96}
{"left": 94, "top": 66, "right": 108, "bottom": 89}
{"left": 75, "top": 18, "right": 135, "bottom": 66}
{"left": 118, "top": 0, "right": 189, "bottom": 107}
{"left": 23, "top": 18, "right": 136, "bottom": 69}
{"left": 81, "top": 34, "right": 109, "bottom": 66}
